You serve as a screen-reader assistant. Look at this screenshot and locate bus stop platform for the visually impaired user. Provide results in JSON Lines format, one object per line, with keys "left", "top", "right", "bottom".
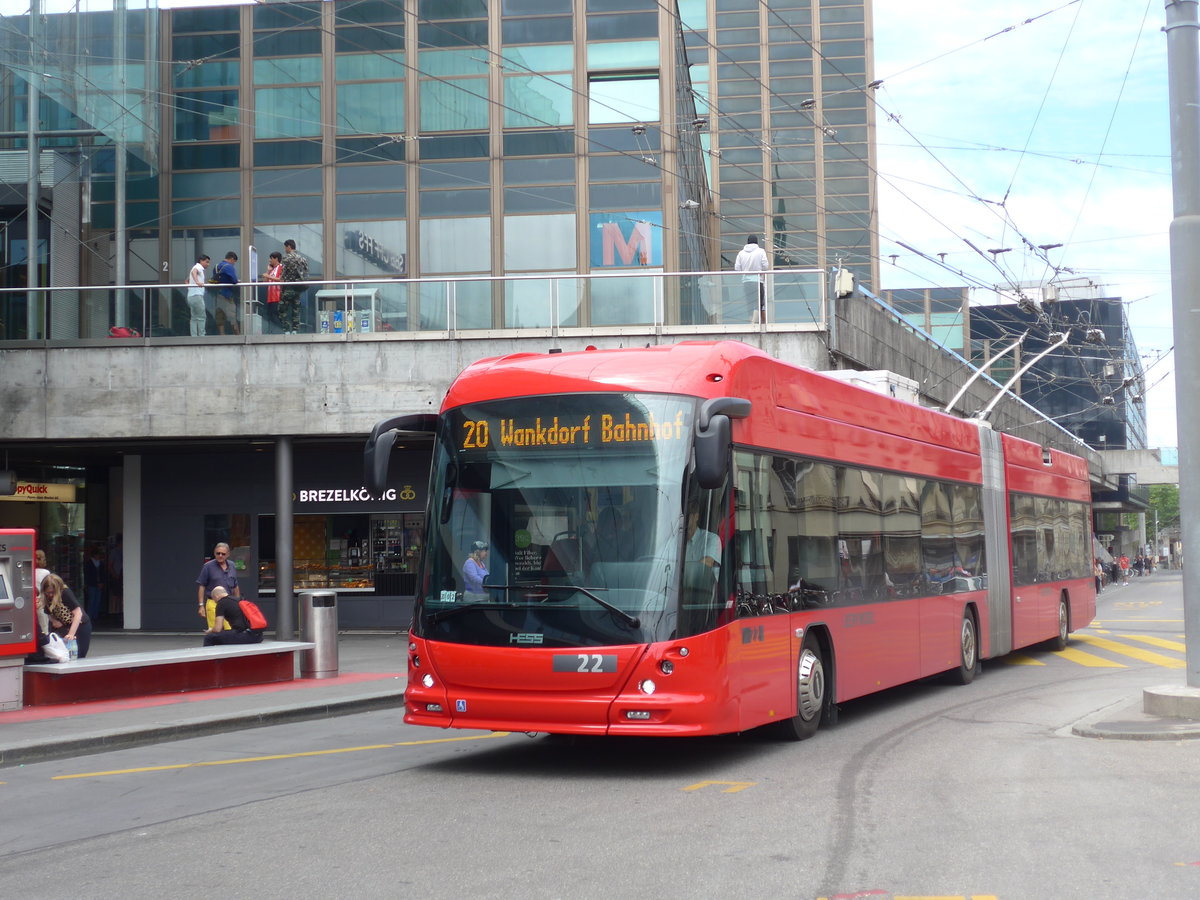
{"left": 0, "top": 632, "right": 408, "bottom": 768}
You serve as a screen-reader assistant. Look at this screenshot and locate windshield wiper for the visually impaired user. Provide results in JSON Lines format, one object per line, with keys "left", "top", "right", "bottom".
{"left": 500, "top": 582, "right": 641, "bottom": 629}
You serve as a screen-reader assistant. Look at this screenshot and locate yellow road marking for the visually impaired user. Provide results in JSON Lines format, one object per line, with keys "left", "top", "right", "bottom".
{"left": 1073, "top": 634, "right": 1184, "bottom": 668}
{"left": 1119, "top": 634, "right": 1186, "bottom": 652}
{"left": 1052, "top": 647, "right": 1126, "bottom": 668}
{"left": 52, "top": 732, "right": 512, "bottom": 781}
{"left": 1001, "top": 654, "right": 1046, "bottom": 666}
{"left": 682, "top": 780, "right": 756, "bottom": 793}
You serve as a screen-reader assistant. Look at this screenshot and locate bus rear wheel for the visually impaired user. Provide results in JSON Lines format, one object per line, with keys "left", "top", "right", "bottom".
{"left": 1046, "top": 596, "right": 1069, "bottom": 651}
{"left": 951, "top": 610, "right": 979, "bottom": 685}
{"left": 778, "top": 636, "right": 826, "bottom": 741}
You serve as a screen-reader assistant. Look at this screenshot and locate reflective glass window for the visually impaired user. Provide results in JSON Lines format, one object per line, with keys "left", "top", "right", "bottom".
{"left": 335, "top": 25, "right": 405, "bottom": 53}
{"left": 588, "top": 0, "right": 656, "bottom": 9}
{"left": 504, "top": 278, "right": 554, "bottom": 328}
{"left": 420, "top": 133, "right": 489, "bottom": 159}
{"left": 337, "top": 192, "right": 408, "bottom": 220}
{"left": 419, "top": 161, "right": 490, "bottom": 189}
{"left": 173, "top": 7, "right": 239, "bottom": 32}
{"left": 504, "top": 0, "right": 571, "bottom": 11}
{"left": 590, "top": 154, "right": 659, "bottom": 181}
{"left": 337, "top": 164, "right": 407, "bottom": 192}
{"left": 173, "top": 198, "right": 239, "bottom": 227}
{"left": 588, "top": 181, "right": 661, "bottom": 209}
{"left": 173, "top": 33, "right": 238, "bottom": 62}
{"left": 174, "top": 143, "right": 239, "bottom": 170}
{"left": 504, "top": 75, "right": 574, "bottom": 129}
{"left": 679, "top": 0, "right": 707, "bottom": 29}
{"left": 420, "top": 80, "right": 489, "bottom": 131}
{"left": 254, "top": 195, "right": 323, "bottom": 224}
{"left": 336, "top": 137, "right": 406, "bottom": 163}
{"left": 587, "top": 13, "right": 658, "bottom": 40}
{"left": 337, "top": 82, "right": 405, "bottom": 135}
{"left": 419, "top": 0, "right": 487, "bottom": 17}
{"left": 504, "top": 157, "right": 574, "bottom": 185}
{"left": 174, "top": 59, "right": 238, "bottom": 89}
{"left": 418, "top": 20, "right": 487, "bottom": 48}
{"left": 255, "top": 86, "right": 322, "bottom": 139}
{"left": 254, "top": 57, "right": 322, "bottom": 85}
{"left": 417, "top": 49, "right": 490, "bottom": 77}
{"left": 503, "top": 214, "right": 576, "bottom": 271}
{"left": 173, "top": 171, "right": 240, "bottom": 199}
{"left": 175, "top": 90, "right": 240, "bottom": 142}
{"left": 500, "top": 45, "right": 575, "bottom": 72}
{"left": 253, "top": 168, "right": 323, "bottom": 196}
{"left": 502, "top": 17, "right": 573, "bottom": 45}
{"left": 419, "top": 217, "right": 491, "bottom": 274}
{"left": 253, "top": 141, "right": 322, "bottom": 167}
{"left": 505, "top": 131, "right": 574, "bottom": 156}
{"left": 250, "top": 223, "right": 323, "bottom": 278}
{"left": 418, "top": 189, "right": 491, "bottom": 216}
{"left": 335, "top": 220, "right": 407, "bottom": 278}
{"left": 586, "top": 40, "right": 659, "bottom": 70}
{"left": 336, "top": 52, "right": 405, "bottom": 81}
{"left": 587, "top": 125, "right": 661, "bottom": 153}
{"left": 589, "top": 75, "right": 660, "bottom": 124}
{"left": 254, "top": 30, "right": 322, "bottom": 58}
{"left": 253, "top": 2, "right": 321, "bottom": 29}
{"left": 503, "top": 184, "right": 576, "bottom": 214}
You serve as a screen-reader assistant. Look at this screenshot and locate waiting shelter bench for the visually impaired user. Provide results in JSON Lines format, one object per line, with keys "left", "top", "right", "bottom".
{"left": 22, "top": 641, "right": 317, "bottom": 706}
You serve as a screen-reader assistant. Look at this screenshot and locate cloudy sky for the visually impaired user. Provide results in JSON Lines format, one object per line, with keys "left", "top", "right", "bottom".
{"left": 871, "top": 0, "right": 1177, "bottom": 448}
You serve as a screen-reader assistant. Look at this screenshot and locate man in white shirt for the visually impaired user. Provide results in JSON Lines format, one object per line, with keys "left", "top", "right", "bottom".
{"left": 733, "top": 235, "right": 770, "bottom": 323}
{"left": 187, "top": 255, "right": 211, "bottom": 336}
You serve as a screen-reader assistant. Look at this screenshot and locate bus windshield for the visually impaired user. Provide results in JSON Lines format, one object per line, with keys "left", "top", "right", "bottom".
{"left": 414, "top": 392, "right": 716, "bottom": 648}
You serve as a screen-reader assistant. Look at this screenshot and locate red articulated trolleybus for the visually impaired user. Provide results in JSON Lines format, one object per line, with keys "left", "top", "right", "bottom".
{"left": 364, "top": 341, "right": 1095, "bottom": 739}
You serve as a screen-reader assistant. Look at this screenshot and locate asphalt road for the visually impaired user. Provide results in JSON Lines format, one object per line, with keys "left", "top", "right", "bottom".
{"left": 1, "top": 571, "right": 1195, "bottom": 900}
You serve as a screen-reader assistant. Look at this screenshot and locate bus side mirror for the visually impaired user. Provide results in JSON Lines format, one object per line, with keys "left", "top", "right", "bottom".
{"left": 694, "top": 397, "right": 751, "bottom": 490}
{"left": 364, "top": 413, "right": 439, "bottom": 496}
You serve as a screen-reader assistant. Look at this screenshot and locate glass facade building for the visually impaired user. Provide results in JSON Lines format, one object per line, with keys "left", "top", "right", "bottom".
{"left": 0, "top": 0, "right": 877, "bottom": 338}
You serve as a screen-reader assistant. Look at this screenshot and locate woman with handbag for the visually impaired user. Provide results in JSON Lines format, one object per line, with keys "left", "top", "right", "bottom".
{"left": 40, "top": 573, "right": 91, "bottom": 659}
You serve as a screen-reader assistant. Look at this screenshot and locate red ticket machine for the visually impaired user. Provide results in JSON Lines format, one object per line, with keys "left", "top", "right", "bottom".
{"left": 1, "top": 529, "right": 37, "bottom": 710}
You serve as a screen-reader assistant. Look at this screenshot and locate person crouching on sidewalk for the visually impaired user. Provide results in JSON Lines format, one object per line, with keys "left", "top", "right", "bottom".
{"left": 203, "top": 586, "right": 263, "bottom": 646}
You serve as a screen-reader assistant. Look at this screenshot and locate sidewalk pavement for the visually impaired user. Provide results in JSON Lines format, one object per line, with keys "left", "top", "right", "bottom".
{"left": 1071, "top": 569, "right": 1200, "bottom": 742}
{"left": 0, "top": 632, "right": 409, "bottom": 769}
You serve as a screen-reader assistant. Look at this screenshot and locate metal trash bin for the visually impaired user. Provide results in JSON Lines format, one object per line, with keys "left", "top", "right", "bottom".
{"left": 298, "top": 590, "right": 339, "bottom": 679}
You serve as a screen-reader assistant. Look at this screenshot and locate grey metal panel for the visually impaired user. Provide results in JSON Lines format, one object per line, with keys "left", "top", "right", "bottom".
{"left": 978, "top": 424, "right": 1012, "bottom": 656}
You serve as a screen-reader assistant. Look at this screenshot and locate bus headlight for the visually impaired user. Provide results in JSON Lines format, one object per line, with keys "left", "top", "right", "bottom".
{"left": 639, "top": 679, "right": 657, "bottom": 695}
{"left": 421, "top": 673, "right": 435, "bottom": 688}
{"left": 659, "top": 660, "right": 674, "bottom": 675}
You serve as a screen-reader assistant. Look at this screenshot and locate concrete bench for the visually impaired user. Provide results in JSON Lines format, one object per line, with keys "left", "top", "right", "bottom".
{"left": 22, "top": 641, "right": 317, "bottom": 706}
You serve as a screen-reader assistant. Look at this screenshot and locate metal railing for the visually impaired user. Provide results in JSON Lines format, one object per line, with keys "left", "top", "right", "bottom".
{"left": 0, "top": 268, "right": 826, "bottom": 343}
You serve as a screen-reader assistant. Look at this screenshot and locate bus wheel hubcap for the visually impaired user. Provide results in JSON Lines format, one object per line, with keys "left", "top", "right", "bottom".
{"left": 797, "top": 649, "right": 824, "bottom": 721}
{"left": 961, "top": 618, "right": 977, "bottom": 668}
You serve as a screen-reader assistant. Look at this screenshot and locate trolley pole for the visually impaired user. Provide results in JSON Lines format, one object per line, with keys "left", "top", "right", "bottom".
{"left": 1165, "top": 0, "right": 1200, "bottom": 689}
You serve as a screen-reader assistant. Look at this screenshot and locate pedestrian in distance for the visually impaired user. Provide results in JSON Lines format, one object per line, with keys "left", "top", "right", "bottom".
{"left": 187, "top": 254, "right": 210, "bottom": 336}
{"left": 84, "top": 542, "right": 105, "bottom": 623}
{"left": 202, "top": 586, "right": 263, "bottom": 646}
{"left": 261, "top": 250, "right": 283, "bottom": 333}
{"left": 196, "top": 542, "right": 241, "bottom": 619}
{"left": 213, "top": 251, "right": 240, "bottom": 335}
{"left": 733, "top": 235, "right": 770, "bottom": 323}
{"left": 279, "top": 238, "right": 309, "bottom": 334}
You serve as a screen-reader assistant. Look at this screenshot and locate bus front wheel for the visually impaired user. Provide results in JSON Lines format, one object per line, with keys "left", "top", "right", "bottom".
{"left": 779, "top": 636, "right": 827, "bottom": 741}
